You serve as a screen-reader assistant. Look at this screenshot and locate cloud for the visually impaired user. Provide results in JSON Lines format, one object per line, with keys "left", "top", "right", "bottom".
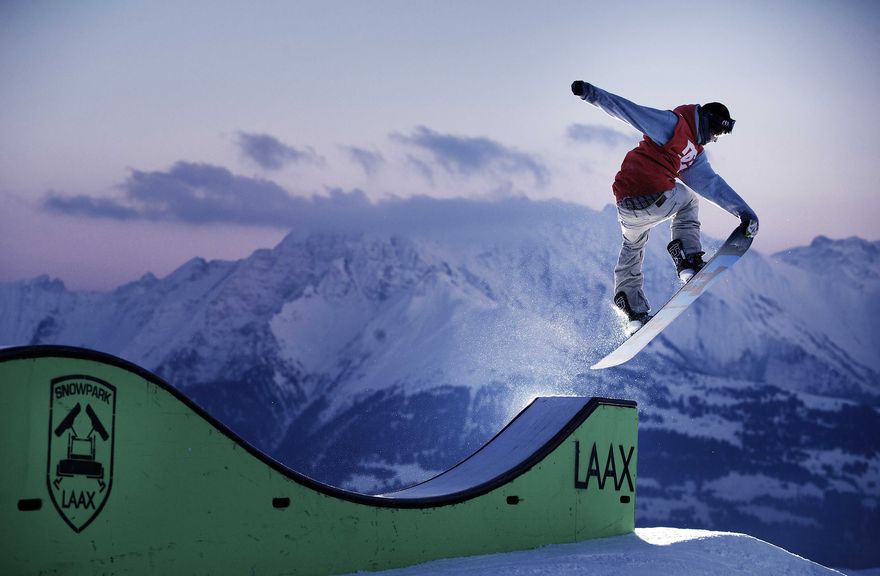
{"left": 566, "top": 123, "right": 639, "bottom": 148}
{"left": 236, "top": 132, "right": 322, "bottom": 170}
{"left": 404, "top": 154, "right": 435, "bottom": 184}
{"left": 43, "top": 161, "right": 370, "bottom": 228}
{"left": 39, "top": 161, "right": 613, "bottom": 259}
{"left": 43, "top": 193, "right": 142, "bottom": 220}
{"left": 343, "top": 146, "right": 385, "bottom": 175}
{"left": 392, "top": 126, "right": 549, "bottom": 187}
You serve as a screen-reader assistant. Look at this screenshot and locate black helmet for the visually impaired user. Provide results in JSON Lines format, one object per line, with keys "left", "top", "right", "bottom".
{"left": 699, "top": 102, "right": 735, "bottom": 143}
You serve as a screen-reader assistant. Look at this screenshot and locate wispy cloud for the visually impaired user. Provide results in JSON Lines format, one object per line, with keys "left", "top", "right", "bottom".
{"left": 343, "top": 146, "right": 385, "bottom": 175}
{"left": 43, "top": 162, "right": 368, "bottom": 228}
{"left": 392, "top": 126, "right": 549, "bottom": 187}
{"left": 236, "top": 132, "right": 323, "bottom": 170}
{"left": 566, "top": 123, "right": 639, "bottom": 148}
{"left": 404, "top": 154, "right": 435, "bottom": 184}
{"left": 43, "top": 194, "right": 142, "bottom": 220}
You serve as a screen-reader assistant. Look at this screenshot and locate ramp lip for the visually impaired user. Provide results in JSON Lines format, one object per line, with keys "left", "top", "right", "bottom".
{"left": 1, "top": 345, "right": 636, "bottom": 509}
{"left": 378, "top": 395, "right": 637, "bottom": 505}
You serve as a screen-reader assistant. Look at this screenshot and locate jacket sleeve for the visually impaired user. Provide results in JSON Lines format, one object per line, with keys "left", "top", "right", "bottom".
{"left": 580, "top": 83, "right": 679, "bottom": 146}
{"left": 680, "top": 153, "right": 757, "bottom": 220}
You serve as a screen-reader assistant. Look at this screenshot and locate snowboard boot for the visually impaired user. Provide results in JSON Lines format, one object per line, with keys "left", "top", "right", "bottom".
{"left": 667, "top": 239, "right": 706, "bottom": 283}
{"left": 614, "top": 291, "right": 651, "bottom": 336}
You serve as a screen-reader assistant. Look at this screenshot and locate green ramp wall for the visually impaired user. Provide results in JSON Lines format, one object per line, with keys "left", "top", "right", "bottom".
{"left": 0, "top": 346, "right": 638, "bottom": 575}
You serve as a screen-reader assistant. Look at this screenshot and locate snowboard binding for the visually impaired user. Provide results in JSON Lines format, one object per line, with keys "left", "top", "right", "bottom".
{"left": 613, "top": 291, "right": 651, "bottom": 336}
{"left": 667, "top": 240, "right": 706, "bottom": 283}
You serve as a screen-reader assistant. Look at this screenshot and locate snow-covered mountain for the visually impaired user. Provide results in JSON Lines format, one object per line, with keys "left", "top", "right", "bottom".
{"left": 1, "top": 197, "right": 877, "bottom": 569}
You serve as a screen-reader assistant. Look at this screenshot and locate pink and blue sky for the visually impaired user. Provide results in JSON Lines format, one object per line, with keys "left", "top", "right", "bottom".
{"left": 2, "top": 0, "right": 878, "bottom": 290}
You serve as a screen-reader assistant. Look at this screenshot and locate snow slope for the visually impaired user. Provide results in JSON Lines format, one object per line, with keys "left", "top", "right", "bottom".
{"left": 344, "top": 528, "right": 842, "bottom": 575}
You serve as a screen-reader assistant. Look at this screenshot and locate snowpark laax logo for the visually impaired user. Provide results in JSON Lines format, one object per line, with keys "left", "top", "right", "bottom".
{"left": 573, "top": 441, "right": 635, "bottom": 492}
{"left": 47, "top": 375, "right": 116, "bottom": 532}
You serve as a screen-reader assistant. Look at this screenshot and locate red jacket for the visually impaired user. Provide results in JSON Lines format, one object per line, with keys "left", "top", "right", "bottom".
{"left": 612, "top": 104, "right": 702, "bottom": 202}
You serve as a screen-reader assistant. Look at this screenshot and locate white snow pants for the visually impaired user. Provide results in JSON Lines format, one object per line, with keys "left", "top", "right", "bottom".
{"left": 614, "top": 182, "right": 701, "bottom": 314}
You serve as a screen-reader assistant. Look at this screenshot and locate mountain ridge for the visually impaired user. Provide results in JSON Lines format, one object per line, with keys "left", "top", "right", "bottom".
{"left": 1, "top": 197, "right": 878, "bottom": 568}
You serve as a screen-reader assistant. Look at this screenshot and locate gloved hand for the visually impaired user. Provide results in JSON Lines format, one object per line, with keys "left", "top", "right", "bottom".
{"left": 740, "top": 212, "right": 759, "bottom": 238}
{"left": 571, "top": 80, "right": 588, "bottom": 98}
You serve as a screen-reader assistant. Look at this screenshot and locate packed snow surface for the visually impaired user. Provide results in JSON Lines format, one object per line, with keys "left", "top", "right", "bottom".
{"left": 347, "top": 528, "right": 844, "bottom": 575}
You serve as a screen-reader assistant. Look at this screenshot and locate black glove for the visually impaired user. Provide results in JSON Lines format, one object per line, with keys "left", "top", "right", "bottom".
{"left": 739, "top": 212, "right": 759, "bottom": 238}
{"left": 571, "top": 80, "right": 587, "bottom": 97}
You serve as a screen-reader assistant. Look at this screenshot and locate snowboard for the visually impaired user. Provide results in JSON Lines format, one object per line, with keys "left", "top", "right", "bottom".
{"left": 591, "top": 225, "right": 753, "bottom": 370}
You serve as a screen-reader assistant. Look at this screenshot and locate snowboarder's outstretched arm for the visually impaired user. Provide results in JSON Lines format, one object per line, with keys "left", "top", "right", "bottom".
{"left": 681, "top": 154, "right": 759, "bottom": 237}
{"left": 572, "top": 80, "right": 759, "bottom": 238}
{"left": 572, "top": 81, "right": 678, "bottom": 146}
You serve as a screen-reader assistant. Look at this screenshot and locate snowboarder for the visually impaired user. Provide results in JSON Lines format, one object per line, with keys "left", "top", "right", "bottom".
{"left": 571, "top": 81, "right": 759, "bottom": 334}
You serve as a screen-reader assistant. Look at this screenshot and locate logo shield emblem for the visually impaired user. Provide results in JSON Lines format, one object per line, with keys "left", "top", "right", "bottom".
{"left": 47, "top": 375, "right": 116, "bottom": 532}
